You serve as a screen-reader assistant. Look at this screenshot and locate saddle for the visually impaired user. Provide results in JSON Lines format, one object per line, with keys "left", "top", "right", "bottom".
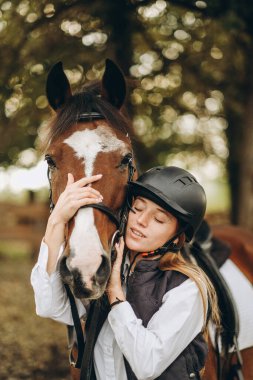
{"left": 188, "top": 220, "right": 243, "bottom": 380}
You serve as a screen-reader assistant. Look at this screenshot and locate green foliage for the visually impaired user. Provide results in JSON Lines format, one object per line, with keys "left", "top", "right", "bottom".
{"left": 0, "top": 0, "right": 252, "bottom": 187}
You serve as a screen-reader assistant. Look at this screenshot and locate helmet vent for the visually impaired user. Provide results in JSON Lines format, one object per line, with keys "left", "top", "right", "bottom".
{"left": 177, "top": 176, "right": 197, "bottom": 186}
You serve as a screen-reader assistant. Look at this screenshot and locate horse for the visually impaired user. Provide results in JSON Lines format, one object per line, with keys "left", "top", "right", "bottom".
{"left": 44, "top": 59, "right": 137, "bottom": 300}
{"left": 204, "top": 225, "right": 253, "bottom": 379}
{"left": 43, "top": 59, "right": 253, "bottom": 379}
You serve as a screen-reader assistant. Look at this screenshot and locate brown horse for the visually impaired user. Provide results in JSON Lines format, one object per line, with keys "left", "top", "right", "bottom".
{"left": 198, "top": 224, "right": 253, "bottom": 380}
{"left": 44, "top": 59, "right": 137, "bottom": 300}
{"left": 204, "top": 225, "right": 253, "bottom": 379}
{"left": 44, "top": 60, "right": 253, "bottom": 379}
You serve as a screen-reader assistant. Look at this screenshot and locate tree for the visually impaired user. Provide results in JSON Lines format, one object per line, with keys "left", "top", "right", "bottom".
{"left": 1, "top": 0, "right": 253, "bottom": 228}
{"left": 160, "top": 0, "right": 253, "bottom": 226}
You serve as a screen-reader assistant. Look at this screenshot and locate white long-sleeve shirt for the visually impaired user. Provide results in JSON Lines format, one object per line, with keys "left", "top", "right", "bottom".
{"left": 31, "top": 241, "right": 205, "bottom": 380}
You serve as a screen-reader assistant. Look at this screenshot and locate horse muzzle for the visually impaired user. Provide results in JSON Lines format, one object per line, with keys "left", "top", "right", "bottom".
{"left": 59, "top": 253, "right": 111, "bottom": 300}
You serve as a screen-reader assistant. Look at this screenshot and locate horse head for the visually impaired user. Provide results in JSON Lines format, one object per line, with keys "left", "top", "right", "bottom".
{"left": 44, "top": 59, "right": 136, "bottom": 300}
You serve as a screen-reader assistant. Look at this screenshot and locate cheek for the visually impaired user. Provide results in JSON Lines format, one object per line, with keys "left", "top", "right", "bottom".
{"left": 52, "top": 175, "right": 65, "bottom": 203}
{"left": 146, "top": 222, "right": 178, "bottom": 247}
{"left": 148, "top": 224, "right": 170, "bottom": 243}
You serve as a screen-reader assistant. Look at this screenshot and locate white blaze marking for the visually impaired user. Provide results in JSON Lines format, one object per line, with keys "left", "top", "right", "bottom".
{"left": 68, "top": 208, "right": 103, "bottom": 288}
{"left": 64, "top": 126, "right": 128, "bottom": 282}
{"left": 64, "top": 125, "right": 126, "bottom": 177}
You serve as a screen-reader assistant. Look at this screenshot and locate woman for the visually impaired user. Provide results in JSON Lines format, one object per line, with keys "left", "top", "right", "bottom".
{"left": 31, "top": 166, "right": 219, "bottom": 380}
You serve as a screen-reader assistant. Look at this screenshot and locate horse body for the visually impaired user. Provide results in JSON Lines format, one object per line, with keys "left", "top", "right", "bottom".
{"left": 44, "top": 60, "right": 253, "bottom": 379}
{"left": 204, "top": 225, "right": 253, "bottom": 380}
{"left": 213, "top": 225, "right": 253, "bottom": 283}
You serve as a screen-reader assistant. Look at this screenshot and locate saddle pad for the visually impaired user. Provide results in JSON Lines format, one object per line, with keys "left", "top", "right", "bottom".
{"left": 209, "top": 259, "right": 253, "bottom": 351}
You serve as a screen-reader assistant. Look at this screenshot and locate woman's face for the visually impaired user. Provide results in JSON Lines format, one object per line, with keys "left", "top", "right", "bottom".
{"left": 125, "top": 196, "right": 178, "bottom": 253}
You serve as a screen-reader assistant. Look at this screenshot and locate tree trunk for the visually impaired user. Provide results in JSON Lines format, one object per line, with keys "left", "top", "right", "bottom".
{"left": 97, "top": 0, "right": 133, "bottom": 74}
{"left": 236, "top": 46, "right": 253, "bottom": 229}
{"left": 225, "top": 41, "right": 253, "bottom": 228}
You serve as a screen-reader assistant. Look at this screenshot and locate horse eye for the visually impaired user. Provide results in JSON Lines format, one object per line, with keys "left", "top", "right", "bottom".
{"left": 45, "top": 154, "right": 56, "bottom": 169}
{"left": 120, "top": 153, "right": 132, "bottom": 166}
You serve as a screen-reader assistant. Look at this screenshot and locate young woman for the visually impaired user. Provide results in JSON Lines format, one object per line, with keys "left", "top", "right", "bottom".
{"left": 31, "top": 166, "right": 219, "bottom": 380}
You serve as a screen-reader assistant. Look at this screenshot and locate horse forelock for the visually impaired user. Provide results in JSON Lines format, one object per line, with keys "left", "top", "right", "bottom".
{"left": 43, "top": 83, "right": 132, "bottom": 149}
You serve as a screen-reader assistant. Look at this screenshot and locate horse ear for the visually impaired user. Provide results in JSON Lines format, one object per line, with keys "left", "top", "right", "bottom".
{"left": 101, "top": 59, "right": 126, "bottom": 109}
{"left": 46, "top": 62, "right": 72, "bottom": 110}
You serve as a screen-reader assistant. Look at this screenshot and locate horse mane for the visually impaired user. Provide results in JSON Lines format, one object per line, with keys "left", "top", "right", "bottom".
{"left": 42, "top": 81, "right": 133, "bottom": 150}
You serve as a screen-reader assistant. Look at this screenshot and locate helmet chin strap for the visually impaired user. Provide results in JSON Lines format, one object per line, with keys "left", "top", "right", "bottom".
{"left": 126, "top": 228, "right": 187, "bottom": 283}
{"left": 141, "top": 227, "right": 186, "bottom": 258}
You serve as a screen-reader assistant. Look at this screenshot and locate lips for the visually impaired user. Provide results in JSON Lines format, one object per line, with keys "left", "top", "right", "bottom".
{"left": 130, "top": 227, "right": 146, "bottom": 238}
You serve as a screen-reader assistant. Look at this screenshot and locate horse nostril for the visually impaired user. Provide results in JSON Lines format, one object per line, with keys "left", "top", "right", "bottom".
{"left": 59, "top": 256, "right": 74, "bottom": 285}
{"left": 96, "top": 255, "right": 111, "bottom": 285}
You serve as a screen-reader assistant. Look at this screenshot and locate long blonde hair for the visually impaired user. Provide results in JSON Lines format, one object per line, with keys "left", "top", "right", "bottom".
{"left": 159, "top": 247, "right": 220, "bottom": 331}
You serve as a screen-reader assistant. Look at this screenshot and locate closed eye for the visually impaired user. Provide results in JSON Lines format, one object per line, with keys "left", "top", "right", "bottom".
{"left": 132, "top": 206, "right": 142, "bottom": 212}
{"left": 155, "top": 218, "right": 164, "bottom": 224}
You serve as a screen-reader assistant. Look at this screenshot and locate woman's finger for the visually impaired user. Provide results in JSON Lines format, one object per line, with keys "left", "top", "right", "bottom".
{"left": 119, "top": 236, "right": 125, "bottom": 249}
{"left": 74, "top": 174, "right": 103, "bottom": 188}
{"left": 74, "top": 197, "right": 103, "bottom": 207}
{"left": 67, "top": 173, "right": 75, "bottom": 186}
{"left": 116, "top": 237, "right": 125, "bottom": 255}
{"left": 69, "top": 187, "right": 103, "bottom": 199}
{"left": 114, "top": 239, "right": 124, "bottom": 263}
{"left": 75, "top": 193, "right": 103, "bottom": 202}
{"left": 81, "top": 187, "right": 103, "bottom": 198}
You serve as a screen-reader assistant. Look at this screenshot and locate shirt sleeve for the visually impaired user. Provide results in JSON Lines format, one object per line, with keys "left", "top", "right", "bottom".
{"left": 108, "top": 278, "right": 206, "bottom": 380}
{"left": 30, "top": 240, "right": 86, "bottom": 325}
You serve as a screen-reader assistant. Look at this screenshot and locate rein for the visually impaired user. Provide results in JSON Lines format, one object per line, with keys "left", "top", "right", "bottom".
{"left": 46, "top": 112, "right": 136, "bottom": 379}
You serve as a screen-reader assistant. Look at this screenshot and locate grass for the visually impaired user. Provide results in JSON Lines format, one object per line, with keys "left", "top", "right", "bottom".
{"left": 0, "top": 254, "right": 70, "bottom": 380}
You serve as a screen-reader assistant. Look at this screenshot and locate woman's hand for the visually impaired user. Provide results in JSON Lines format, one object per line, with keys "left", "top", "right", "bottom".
{"left": 107, "top": 237, "right": 126, "bottom": 305}
{"left": 49, "top": 173, "right": 103, "bottom": 225}
{"left": 44, "top": 173, "right": 103, "bottom": 274}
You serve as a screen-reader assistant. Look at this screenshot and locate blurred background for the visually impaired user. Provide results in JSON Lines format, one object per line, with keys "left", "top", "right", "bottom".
{"left": 1, "top": 0, "right": 253, "bottom": 378}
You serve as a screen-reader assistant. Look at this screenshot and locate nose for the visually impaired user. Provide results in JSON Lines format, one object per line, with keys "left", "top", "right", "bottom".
{"left": 59, "top": 253, "right": 111, "bottom": 299}
{"left": 136, "top": 211, "right": 149, "bottom": 227}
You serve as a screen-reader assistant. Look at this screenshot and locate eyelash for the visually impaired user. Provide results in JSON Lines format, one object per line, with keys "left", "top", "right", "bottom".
{"left": 133, "top": 206, "right": 142, "bottom": 212}
{"left": 45, "top": 154, "right": 57, "bottom": 169}
{"left": 133, "top": 206, "right": 165, "bottom": 223}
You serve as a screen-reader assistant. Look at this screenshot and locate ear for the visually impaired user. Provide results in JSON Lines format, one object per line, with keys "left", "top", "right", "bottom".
{"left": 101, "top": 59, "right": 126, "bottom": 109}
{"left": 46, "top": 62, "right": 72, "bottom": 110}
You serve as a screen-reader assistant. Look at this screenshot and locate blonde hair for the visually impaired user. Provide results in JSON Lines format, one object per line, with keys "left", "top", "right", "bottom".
{"left": 159, "top": 249, "right": 220, "bottom": 330}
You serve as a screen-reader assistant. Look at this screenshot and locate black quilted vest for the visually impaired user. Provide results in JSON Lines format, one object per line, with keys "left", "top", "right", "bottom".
{"left": 124, "top": 259, "right": 208, "bottom": 380}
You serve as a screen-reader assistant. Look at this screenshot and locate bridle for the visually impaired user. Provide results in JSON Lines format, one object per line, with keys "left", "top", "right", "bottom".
{"left": 46, "top": 111, "right": 136, "bottom": 242}
{"left": 45, "top": 112, "right": 136, "bottom": 379}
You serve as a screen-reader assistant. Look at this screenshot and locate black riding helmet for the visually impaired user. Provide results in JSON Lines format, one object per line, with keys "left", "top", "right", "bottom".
{"left": 127, "top": 166, "right": 206, "bottom": 243}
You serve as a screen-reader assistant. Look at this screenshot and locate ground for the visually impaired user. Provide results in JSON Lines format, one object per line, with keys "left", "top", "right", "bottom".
{"left": 0, "top": 253, "right": 70, "bottom": 380}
